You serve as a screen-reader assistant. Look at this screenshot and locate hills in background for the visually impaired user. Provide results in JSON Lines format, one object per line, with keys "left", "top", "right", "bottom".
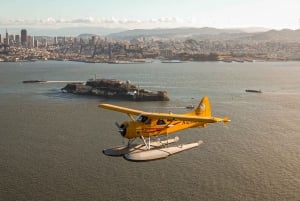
{"left": 2, "top": 26, "right": 300, "bottom": 42}
{"left": 107, "top": 27, "right": 300, "bottom": 42}
{"left": 107, "top": 27, "right": 266, "bottom": 39}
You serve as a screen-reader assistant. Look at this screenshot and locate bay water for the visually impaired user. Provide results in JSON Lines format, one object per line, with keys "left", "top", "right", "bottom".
{"left": 0, "top": 61, "right": 299, "bottom": 200}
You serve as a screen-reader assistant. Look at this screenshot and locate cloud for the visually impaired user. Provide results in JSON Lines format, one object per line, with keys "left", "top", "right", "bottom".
{"left": 40, "top": 17, "right": 58, "bottom": 24}
{"left": 0, "top": 16, "right": 195, "bottom": 28}
{"left": 71, "top": 16, "right": 95, "bottom": 24}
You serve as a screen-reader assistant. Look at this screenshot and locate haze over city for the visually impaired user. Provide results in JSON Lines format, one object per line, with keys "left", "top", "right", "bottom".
{"left": 1, "top": 0, "right": 300, "bottom": 33}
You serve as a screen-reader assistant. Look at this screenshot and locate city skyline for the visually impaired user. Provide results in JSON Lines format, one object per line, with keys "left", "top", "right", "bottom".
{"left": 1, "top": 0, "right": 300, "bottom": 31}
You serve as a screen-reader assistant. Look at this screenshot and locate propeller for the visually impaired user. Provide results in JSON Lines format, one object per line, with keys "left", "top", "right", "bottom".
{"left": 115, "top": 121, "right": 126, "bottom": 136}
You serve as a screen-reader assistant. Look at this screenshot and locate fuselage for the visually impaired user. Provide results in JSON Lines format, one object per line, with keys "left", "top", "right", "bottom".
{"left": 99, "top": 96, "right": 229, "bottom": 139}
{"left": 120, "top": 115, "right": 207, "bottom": 139}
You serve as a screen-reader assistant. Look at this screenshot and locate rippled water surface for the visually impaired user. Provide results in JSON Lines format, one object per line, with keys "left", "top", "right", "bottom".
{"left": 0, "top": 61, "right": 299, "bottom": 200}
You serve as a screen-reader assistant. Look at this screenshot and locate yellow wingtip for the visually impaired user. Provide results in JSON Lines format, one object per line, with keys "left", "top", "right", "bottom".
{"left": 223, "top": 117, "right": 231, "bottom": 124}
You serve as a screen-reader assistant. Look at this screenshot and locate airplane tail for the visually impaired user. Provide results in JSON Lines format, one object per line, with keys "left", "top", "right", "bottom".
{"left": 194, "top": 96, "right": 211, "bottom": 117}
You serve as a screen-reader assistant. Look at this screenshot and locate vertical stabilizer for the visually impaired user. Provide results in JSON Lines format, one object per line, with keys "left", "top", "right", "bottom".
{"left": 195, "top": 96, "right": 211, "bottom": 117}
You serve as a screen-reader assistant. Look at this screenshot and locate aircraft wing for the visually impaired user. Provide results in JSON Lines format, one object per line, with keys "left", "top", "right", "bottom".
{"left": 142, "top": 112, "right": 230, "bottom": 123}
{"left": 99, "top": 103, "right": 230, "bottom": 123}
{"left": 98, "top": 103, "right": 145, "bottom": 115}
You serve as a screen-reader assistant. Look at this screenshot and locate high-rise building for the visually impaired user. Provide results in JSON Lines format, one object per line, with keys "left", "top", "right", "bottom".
{"left": 15, "top": 35, "right": 20, "bottom": 46}
{"left": 9, "top": 35, "right": 14, "bottom": 43}
{"left": 54, "top": 37, "right": 57, "bottom": 45}
{"left": 34, "top": 39, "right": 38, "bottom": 48}
{"left": 21, "top": 29, "right": 27, "bottom": 47}
{"left": 42, "top": 39, "right": 47, "bottom": 48}
{"left": 27, "top": 36, "right": 34, "bottom": 48}
{"left": 91, "top": 36, "right": 97, "bottom": 45}
{"left": 5, "top": 29, "right": 9, "bottom": 46}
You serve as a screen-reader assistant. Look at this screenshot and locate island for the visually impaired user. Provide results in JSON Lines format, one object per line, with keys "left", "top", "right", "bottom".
{"left": 61, "top": 79, "right": 169, "bottom": 101}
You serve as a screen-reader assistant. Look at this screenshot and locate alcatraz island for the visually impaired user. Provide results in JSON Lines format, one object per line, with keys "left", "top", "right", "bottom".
{"left": 1, "top": 27, "right": 300, "bottom": 63}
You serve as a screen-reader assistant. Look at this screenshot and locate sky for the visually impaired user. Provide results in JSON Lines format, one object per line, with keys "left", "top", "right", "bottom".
{"left": 1, "top": 0, "right": 300, "bottom": 30}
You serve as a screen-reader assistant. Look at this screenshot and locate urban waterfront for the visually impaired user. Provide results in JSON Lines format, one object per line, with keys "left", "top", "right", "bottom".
{"left": 2, "top": 28, "right": 300, "bottom": 63}
{"left": 0, "top": 61, "right": 300, "bottom": 201}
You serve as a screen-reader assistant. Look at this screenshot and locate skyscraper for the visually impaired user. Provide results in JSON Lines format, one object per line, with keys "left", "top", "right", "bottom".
{"left": 21, "top": 29, "right": 27, "bottom": 47}
{"left": 15, "top": 35, "right": 20, "bottom": 46}
{"left": 5, "top": 29, "right": 9, "bottom": 46}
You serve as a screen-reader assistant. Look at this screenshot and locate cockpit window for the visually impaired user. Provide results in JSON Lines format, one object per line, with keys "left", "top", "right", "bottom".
{"left": 145, "top": 119, "right": 152, "bottom": 124}
{"left": 156, "top": 119, "right": 166, "bottom": 125}
{"left": 136, "top": 115, "right": 148, "bottom": 123}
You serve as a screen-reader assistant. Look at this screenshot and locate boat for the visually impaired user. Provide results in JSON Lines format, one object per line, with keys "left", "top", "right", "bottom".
{"left": 22, "top": 80, "right": 46, "bottom": 83}
{"left": 61, "top": 78, "right": 169, "bottom": 101}
{"left": 245, "top": 89, "right": 262, "bottom": 93}
{"left": 185, "top": 104, "right": 194, "bottom": 109}
{"left": 161, "top": 60, "right": 184, "bottom": 63}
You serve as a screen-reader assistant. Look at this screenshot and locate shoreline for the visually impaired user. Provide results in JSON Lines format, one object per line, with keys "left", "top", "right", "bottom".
{"left": 1, "top": 57, "right": 298, "bottom": 64}
{"left": 1, "top": 47, "right": 299, "bottom": 63}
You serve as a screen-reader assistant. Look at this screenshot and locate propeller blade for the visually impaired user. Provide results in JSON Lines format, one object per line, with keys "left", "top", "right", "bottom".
{"left": 115, "top": 121, "right": 126, "bottom": 136}
{"left": 115, "top": 121, "right": 120, "bottom": 128}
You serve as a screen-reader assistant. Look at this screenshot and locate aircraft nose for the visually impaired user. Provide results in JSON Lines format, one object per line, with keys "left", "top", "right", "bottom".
{"left": 115, "top": 121, "right": 127, "bottom": 137}
{"left": 119, "top": 124, "right": 126, "bottom": 137}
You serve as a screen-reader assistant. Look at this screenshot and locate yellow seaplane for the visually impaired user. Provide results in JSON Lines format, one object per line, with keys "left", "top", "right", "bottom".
{"left": 98, "top": 96, "right": 230, "bottom": 161}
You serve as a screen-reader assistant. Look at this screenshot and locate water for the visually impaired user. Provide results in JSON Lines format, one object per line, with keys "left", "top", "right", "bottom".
{"left": 0, "top": 61, "right": 299, "bottom": 201}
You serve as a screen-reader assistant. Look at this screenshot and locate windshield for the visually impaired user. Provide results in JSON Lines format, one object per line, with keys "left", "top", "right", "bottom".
{"left": 136, "top": 115, "right": 148, "bottom": 123}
